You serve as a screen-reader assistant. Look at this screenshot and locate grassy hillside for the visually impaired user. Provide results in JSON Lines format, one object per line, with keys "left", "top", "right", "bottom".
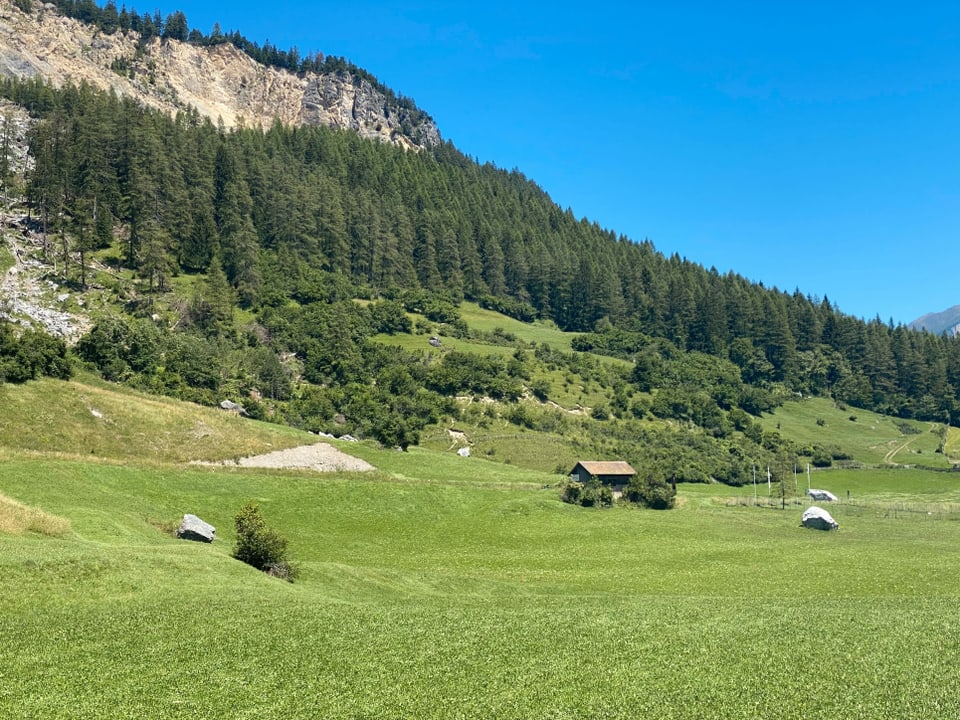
{"left": 0, "top": 379, "right": 958, "bottom": 716}
{"left": 458, "top": 301, "right": 579, "bottom": 351}
{"left": 0, "top": 374, "right": 313, "bottom": 463}
{"left": 764, "top": 396, "right": 950, "bottom": 468}
{"left": 371, "top": 301, "right": 956, "bottom": 476}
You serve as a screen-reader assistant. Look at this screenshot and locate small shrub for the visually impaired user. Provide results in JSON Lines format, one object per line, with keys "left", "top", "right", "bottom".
{"left": 811, "top": 450, "right": 832, "bottom": 468}
{"left": 232, "top": 502, "right": 298, "bottom": 581}
{"left": 561, "top": 481, "right": 583, "bottom": 505}
{"left": 810, "top": 453, "right": 833, "bottom": 467}
{"left": 894, "top": 420, "right": 921, "bottom": 436}
{"left": 265, "top": 561, "right": 298, "bottom": 581}
{"left": 580, "top": 479, "right": 613, "bottom": 508}
{"left": 531, "top": 378, "right": 550, "bottom": 402}
{"left": 623, "top": 474, "right": 676, "bottom": 510}
{"left": 590, "top": 405, "right": 610, "bottom": 421}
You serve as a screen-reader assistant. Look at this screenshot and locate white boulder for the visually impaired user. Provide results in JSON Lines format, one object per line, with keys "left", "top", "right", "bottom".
{"left": 801, "top": 506, "right": 839, "bottom": 531}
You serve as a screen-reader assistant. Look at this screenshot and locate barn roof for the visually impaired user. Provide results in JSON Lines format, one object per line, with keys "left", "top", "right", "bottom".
{"left": 574, "top": 461, "right": 636, "bottom": 476}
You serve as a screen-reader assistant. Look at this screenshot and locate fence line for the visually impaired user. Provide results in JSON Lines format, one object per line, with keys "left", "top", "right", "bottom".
{"left": 725, "top": 495, "right": 960, "bottom": 520}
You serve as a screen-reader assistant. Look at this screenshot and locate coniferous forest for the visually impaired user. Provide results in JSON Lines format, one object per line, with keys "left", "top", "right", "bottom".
{"left": 2, "top": 36, "right": 960, "bottom": 482}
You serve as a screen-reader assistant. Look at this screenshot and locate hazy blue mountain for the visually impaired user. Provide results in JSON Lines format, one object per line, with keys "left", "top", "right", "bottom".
{"left": 910, "top": 306, "right": 960, "bottom": 336}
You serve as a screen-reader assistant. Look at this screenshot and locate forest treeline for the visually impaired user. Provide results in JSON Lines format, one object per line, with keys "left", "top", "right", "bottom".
{"left": 4, "top": 75, "right": 959, "bottom": 426}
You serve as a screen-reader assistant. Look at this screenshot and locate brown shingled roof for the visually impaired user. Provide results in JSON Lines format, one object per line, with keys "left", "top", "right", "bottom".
{"left": 575, "top": 461, "right": 636, "bottom": 476}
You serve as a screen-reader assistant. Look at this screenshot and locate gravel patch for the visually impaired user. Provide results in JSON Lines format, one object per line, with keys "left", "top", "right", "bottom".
{"left": 218, "top": 442, "right": 375, "bottom": 472}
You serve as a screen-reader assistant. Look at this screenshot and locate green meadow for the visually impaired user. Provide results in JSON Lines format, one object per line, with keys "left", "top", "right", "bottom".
{"left": 763, "top": 396, "right": 949, "bottom": 468}
{"left": 2, "top": 380, "right": 960, "bottom": 718}
{"left": 458, "top": 302, "right": 579, "bottom": 351}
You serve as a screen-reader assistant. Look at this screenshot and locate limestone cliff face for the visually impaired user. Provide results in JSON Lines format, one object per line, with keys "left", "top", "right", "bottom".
{"left": 0, "top": 0, "right": 441, "bottom": 149}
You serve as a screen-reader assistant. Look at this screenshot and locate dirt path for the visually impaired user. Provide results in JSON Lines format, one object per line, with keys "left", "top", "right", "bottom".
{"left": 883, "top": 438, "right": 913, "bottom": 464}
{"left": 883, "top": 429, "right": 927, "bottom": 464}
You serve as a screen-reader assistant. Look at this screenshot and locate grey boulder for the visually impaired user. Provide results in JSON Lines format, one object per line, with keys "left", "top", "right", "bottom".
{"left": 176, "top": 514, "right": 216, "bottom": 543}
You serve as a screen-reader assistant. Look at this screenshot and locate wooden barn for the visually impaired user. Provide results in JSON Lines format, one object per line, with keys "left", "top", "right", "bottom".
{"left": 569, "top": 461, "right": 636, "bottom": 489}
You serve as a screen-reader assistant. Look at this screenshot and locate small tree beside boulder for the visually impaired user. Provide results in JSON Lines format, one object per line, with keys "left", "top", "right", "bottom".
{"left": 232, "top": 502, "right": 298, "bottom": 581}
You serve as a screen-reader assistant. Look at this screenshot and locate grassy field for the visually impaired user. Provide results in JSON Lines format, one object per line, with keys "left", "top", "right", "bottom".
{"left": 2, "top": 379, "right": 960, "bottom": 717}
{"left": 372, "top": 331, "right": 518, "bottom": 358}
{"left": 419, "top": 421, "right": 580, "bottom": 474}
{"left": 765, "top": 396, "right": 950, "bottom": 468}
{"left": 2, "top": 454, "right": 960, "bottom": 718}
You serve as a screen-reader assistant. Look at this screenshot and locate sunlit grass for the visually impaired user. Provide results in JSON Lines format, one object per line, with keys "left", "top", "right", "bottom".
{"left": 372, "top": 331, "right": 517, "bottom": 357}
{"left": 458, "top": 301, "right": 578, "bottom": 350}
{"left": 0, "top": 492, "right": 70, "bottom": 536}
{"left": 765, "top": 396, "right": 948, "bottom": 467}
{"left": 3, "top": 324, "right": 960, "bottom": 715}
{"left": 0, "top": 376, "right": 313, "bottom": 463}
{"left": 2, "top": 456, "right": 960, "bottom": 718}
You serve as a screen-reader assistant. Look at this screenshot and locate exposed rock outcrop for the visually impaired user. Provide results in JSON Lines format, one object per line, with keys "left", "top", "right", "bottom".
{"left": 0, "top": 0, "right": 440, "bottom": 149}
{"left": 0, "top": 97, "right": 91, "bottom": 344}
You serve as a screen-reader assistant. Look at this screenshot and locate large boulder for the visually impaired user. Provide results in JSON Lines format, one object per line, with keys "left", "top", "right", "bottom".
{"left": 176, "top": 513, "right": 216, "bottom": 543}
{"left": 801, "top": 506, "right": 839, "bottom": 531}
{"left": 219, "top": 399, "right": 247, "bottom": 415}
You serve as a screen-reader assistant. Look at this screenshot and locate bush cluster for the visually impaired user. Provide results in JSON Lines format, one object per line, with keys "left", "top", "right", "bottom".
{"left": 622, "top": 473, "right": 677, "bottom": 510}
{"left": 561, "top": 473, "right": 677, "bottom": 510}
{"left": 561, "top": 478, "right": 613, "bottom": 508}
{"left": 0, "top": 322, "right": 72, "bottom": 384}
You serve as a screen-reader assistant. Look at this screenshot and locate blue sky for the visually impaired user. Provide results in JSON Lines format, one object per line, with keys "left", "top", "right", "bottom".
{"left": 154, "top": 1, "right": 960, "bottom": 324}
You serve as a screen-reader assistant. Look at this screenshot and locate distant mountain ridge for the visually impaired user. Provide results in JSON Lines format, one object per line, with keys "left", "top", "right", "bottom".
{"left": 0, "top": 0, "right": 440, "bottom": 149}
{"left": 909, "top": 306, "right": 960, "bottom": 337}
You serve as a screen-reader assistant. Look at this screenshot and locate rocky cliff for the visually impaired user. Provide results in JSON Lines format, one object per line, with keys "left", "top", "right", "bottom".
{"left": 0, "top": 0, "right": 440, "bottom": 149}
